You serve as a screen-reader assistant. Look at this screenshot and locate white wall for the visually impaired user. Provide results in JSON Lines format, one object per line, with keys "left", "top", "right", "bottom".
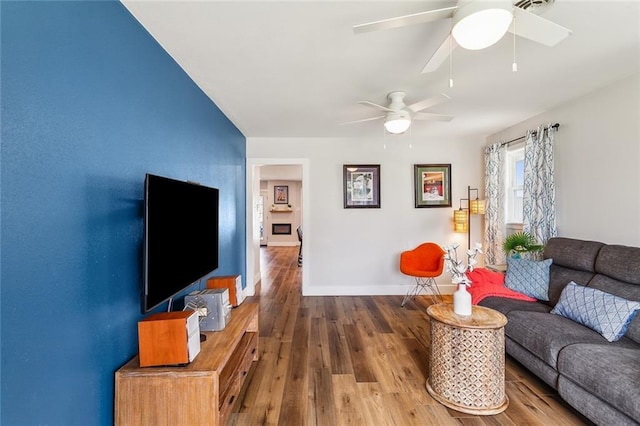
{"left": 247, "top": 134, "right": 486, "bottom": 296}
{"left": 487, "top": 73, "right": 640, "bottom": 247}
{"left": 263, "top": 179, "right": 301, "bottom": 246}
{"left": 246, "top": 74, "right": 640, "bottom": 296}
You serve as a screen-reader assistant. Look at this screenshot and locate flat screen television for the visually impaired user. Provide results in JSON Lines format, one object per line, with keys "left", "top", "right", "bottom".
{"left": 143, "top": 174, "right": 219, "bottom": 313}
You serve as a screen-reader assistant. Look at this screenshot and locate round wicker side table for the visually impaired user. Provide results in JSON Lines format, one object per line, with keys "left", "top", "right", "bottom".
{"left": 426, "top": 303, "right": 509, "bottom": 415}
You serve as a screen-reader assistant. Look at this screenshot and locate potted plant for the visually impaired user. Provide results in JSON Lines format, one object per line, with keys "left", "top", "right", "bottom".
{"left": 502, "top": 232, "right": 544, "bottom": 259}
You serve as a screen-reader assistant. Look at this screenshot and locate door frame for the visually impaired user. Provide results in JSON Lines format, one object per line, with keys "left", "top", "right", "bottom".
{"left": 259, "top": 190, "right": 267, "bottom": 246}
{"left": 245, "top": 158, "right": 309, "bottom": 297}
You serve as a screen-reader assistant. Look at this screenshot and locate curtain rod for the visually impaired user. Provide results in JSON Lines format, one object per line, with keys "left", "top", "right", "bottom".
{"left": 501, "top": 123, "right": 560, "bottom": 147}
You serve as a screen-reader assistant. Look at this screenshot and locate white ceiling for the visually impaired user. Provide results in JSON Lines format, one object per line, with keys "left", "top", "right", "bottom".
{"left": 121, "top": 0, "right": 640, "bottom": 141}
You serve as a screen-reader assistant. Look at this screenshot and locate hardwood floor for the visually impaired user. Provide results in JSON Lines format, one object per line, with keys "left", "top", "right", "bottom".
{"left": 230, "top": 246, "right": 592, "bottom": 425}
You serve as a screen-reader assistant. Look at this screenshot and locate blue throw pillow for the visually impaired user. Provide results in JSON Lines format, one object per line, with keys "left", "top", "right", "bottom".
{"left": 505, "top": 258, "right": 552, "bottom": 301}
{"left": 551, "top": 282, "right": 640, "bottom": 342}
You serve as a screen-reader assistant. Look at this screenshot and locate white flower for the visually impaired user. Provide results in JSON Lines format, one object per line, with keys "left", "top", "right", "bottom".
{"left": 443, "top": 242, "right": 483, "bottom": 287}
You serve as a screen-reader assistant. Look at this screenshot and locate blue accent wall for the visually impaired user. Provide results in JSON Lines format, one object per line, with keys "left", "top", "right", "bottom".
{"left": 1, "top": 1, "right": 246, "bottom": 424}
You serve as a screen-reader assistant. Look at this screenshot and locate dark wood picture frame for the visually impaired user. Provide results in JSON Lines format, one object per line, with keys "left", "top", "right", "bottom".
{"left": 274, "top": 185, "right": 289, "bottom": 204}
{"left": 414, "top": 164, "right": 452, "bottom": 208}
{"left": 343, "top": 164, "right": 381, "bottom": 208}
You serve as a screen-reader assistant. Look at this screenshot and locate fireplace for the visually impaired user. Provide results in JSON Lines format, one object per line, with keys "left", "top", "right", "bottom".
{"left": 272, "top": 223, "right": 292, "bottom": 235}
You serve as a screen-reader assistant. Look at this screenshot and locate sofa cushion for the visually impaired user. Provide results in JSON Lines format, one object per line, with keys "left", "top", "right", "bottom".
{"left": 546, "top": 264, "right": 596, "bottom": 306}
{"left": 551, "top": 282, "right": 640, "bottom": 342}
{"left": 558, "top": 344, "right": 640, "bottom": 423}
{"left": 505, "top": 311, "right": 616, "bottom": 368}
{"left": 478, "top": 297, "right": 551, "bottom": 316}
{"left": 595, "top": 244, "right": 640, "bottom": 285}
{"left": 589, "top": 273, "right": 640, "bottom": 344}
{"left": 543, "top": 237, "right": 603, "bottom": 272}
{"left": 505, "top": 258, "right": 552, "bottom": 301}
{"left": 506, "top": 338, "right": 560, "bottom": 389}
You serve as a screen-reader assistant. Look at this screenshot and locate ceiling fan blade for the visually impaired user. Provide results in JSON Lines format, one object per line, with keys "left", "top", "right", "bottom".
{"left": 357, "top": 100, "right": 393, "bottom": 112}
{"left": 509, "top": 7, "right": 572, "bottom": 47}
{"left": 421, "top": 34, "right": 457, "bottom": 73}
{"left": 353, "top": 6, "right": 456, "bottom": 34}
{"left": 412, "top": 112, "right": 454, "bottom": 122}
{"left": 407, "top": 93, "right": 451, "bottom": 113}
{"left": 340, "top": 115, "right": 385, "bottom": 125}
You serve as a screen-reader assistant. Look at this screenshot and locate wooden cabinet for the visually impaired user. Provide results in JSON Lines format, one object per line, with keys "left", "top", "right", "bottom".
{"left": 115, "top": 303, "right": 259, "bottom": 425}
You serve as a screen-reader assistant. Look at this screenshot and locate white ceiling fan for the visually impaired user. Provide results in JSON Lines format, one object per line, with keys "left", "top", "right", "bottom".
{"left": 343, "top": 92, "right": 453, "bottom": 134}
{"left": 353, "top": 0, "right": 572, "bottom": 73}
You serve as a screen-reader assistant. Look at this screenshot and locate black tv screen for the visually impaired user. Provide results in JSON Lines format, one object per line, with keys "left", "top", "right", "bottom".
{"left": 143, "top": 174, "right": 219, "bottom": 313}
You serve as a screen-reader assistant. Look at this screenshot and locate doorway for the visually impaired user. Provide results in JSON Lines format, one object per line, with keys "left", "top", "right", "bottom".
{"left": 245, "top": 158, "right": 309, "bottom": 298}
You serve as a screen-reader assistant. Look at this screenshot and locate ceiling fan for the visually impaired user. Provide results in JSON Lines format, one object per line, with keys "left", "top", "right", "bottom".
{"left": 353, "top": 0, "right": 572, "bottom": 73}
{"left": 343, "top": 92, "right": 453, "bottom": 134}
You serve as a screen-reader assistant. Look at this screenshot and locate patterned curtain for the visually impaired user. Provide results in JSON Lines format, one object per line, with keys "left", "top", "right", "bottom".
{"left": 523, "top": 125, "right": 558, "bottom": 247}
{"left": 484, "top": 142, "right": 506, "bottom": 265}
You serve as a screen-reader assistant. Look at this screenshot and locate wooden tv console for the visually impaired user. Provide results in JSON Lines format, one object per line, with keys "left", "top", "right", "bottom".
{"left": 115, "top": 303, "right": 259, "bottom": 425}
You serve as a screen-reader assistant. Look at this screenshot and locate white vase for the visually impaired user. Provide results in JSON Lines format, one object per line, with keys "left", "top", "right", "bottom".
{"left": 453, "top": 284, "right": 472, "bottom": 316}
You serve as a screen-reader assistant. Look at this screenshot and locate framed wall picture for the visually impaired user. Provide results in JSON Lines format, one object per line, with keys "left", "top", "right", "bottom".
{"left": 414, "top": 164, "right": 452, "bottom": 208}
{"left": 274, "top": 185, "right": 289, "bottom": 204}
{"left": 343, "top": 164, "right": 380, "bottom": 208}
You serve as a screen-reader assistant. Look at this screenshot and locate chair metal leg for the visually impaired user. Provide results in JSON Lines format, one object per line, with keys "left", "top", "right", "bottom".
{"left": 401, "top": 277, "right": 441, "bottom": 307}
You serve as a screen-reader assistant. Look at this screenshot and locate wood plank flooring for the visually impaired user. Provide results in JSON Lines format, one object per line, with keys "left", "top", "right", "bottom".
{"left": 230, "top": 246, "right": 592, "bottom": 425}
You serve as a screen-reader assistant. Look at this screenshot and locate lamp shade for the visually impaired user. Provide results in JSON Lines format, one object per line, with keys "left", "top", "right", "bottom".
{"left": 453, "top": 209, "right": 468, "bottom": 233}
{"left": 470, "top": 199, "right": 486, "bottom": 215}
{"left": 384, "top": 111, "right": 411, "bottom": 134}
{"left": 452, "top": 0, "right": 513, "bottom": 50}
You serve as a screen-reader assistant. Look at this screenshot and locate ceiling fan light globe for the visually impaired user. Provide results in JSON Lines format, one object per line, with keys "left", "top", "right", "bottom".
{"left": 452, "top": 1, "right": 513, "bottom": 50}
{"left": 384, "top": 117, "right": 411, "bottom": 134}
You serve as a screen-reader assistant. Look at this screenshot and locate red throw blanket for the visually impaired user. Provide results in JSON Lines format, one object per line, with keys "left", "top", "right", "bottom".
{"left": 466, "top": 268, "right": 536, "bottom": 305}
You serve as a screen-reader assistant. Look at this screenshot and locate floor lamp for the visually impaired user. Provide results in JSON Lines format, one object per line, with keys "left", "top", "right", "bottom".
{"left": 453, "top": 186, "right": 485, "bottom": 247}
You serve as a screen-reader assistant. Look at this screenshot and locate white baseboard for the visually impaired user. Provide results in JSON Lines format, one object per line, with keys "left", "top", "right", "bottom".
{"left": 266, "top": 242, "right": 298, "bottom": 247}
{"left": 302, "top": 283, "right": 456, "bottom": 296}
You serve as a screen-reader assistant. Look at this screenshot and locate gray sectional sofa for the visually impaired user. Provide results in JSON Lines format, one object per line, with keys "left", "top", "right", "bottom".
{"left": 479, "top": 237, "right": 640, "bottom": 426}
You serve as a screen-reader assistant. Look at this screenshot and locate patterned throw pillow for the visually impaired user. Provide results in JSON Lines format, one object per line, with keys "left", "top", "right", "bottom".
{"left": 551, "top": 282, "right": 640, "bottom": 342}
{"left": 505, "top": 258, "right": 552, "bottom": 301}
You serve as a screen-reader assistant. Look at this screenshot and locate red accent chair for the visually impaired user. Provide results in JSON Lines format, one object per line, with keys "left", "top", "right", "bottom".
{"left": 400, "top": 242, "right": 446, "bottom": 307}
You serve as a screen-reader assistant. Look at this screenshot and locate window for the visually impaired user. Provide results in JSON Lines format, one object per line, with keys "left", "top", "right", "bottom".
{"left": 506, "top": 146, "right": 524, "bottom": 224}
